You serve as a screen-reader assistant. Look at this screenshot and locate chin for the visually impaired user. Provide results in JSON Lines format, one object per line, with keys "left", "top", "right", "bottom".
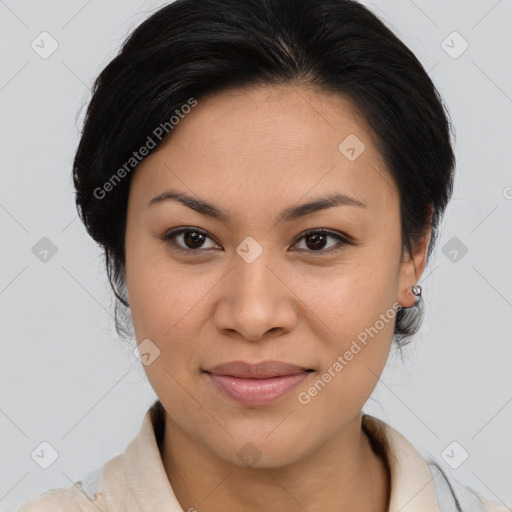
{"left": 206, "top": 428, "right": 315, "bottom": 470}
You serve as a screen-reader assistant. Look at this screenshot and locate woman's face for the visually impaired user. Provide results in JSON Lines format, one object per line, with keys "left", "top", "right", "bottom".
{"left": 125, "top": 84, "right": 428, "bottom": 467}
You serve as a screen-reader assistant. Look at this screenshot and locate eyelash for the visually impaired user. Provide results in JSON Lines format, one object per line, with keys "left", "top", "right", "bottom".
{"left": 159, "top": 227, "right": 353, "bottom": 256}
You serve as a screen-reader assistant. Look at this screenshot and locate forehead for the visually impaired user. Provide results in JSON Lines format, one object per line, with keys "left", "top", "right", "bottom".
{"left": 131, "top": 84, "right": 398, "bottom": 219}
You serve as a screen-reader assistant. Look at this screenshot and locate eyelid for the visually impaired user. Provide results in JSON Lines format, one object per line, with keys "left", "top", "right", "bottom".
{"left": 290, "top": 228, "right": 353, "bottom": 254}
{"left": 160, "top": 227, "right": 354, "bottom": 254}
{"left": 160, "top": 227, "right": 220, "bottom": 253}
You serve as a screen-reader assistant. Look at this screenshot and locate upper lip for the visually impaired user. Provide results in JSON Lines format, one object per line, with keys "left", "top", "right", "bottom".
{"left": 204, "top": 360, "right": 312, "bottom": 378}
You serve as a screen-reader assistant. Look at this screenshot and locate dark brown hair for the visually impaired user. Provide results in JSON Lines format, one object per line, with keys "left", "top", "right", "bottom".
{"left": 73, "top": 0, "right": 455, "bottom": 351}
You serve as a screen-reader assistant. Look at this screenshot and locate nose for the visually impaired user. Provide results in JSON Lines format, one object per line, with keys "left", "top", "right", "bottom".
{"left": 213, "top": 250, "right": 298, "bottom": 342}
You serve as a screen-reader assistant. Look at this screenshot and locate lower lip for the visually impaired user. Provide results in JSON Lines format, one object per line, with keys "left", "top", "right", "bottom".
{"left": 206, "top": 372, "right": 310, "bottom": 407}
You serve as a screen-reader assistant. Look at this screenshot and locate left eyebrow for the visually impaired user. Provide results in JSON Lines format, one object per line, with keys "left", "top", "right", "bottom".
{"left": 147, "top": 189, "right": 367, "bottom": 223}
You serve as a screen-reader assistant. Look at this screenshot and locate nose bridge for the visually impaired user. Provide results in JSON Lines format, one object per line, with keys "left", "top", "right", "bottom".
{"left": 234, "top": 234, "right": 278, "bottom": 303}
{"left": 217, "top": 234, "right": 296, "bottom": 340}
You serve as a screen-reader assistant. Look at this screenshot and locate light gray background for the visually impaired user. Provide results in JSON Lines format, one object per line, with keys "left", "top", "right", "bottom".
{"left": 1, "top": 1, "right": 511, "bottom": 511}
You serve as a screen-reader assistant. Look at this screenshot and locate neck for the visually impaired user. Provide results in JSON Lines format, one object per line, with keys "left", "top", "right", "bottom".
{"left": 161, "top": 412, "right": 390, "bottom": 512}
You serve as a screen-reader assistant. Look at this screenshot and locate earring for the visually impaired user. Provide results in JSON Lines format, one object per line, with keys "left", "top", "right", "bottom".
{"left": 412, "top": 284, "right": 422, "bottom": 297}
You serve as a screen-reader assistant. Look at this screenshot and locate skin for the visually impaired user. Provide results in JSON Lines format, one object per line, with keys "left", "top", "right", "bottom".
{"left": 124, "top": 84, "right": 431, "bottom": 512}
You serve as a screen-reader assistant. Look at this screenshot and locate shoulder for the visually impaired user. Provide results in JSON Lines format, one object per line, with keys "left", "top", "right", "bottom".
{"left": 16, "top": 455, "right": 124, "bottom": 512}
{"left": 427, "top": 460, "right": 511, "bottom": 512}
{"left": 466, "top": 488, "right": 512, "bottom": 512}
{"left": 17, "top": 487, "right": 94, "bottom": 512}
{"left": 17, "top": 404, "right": 165, "bottom": 511}
{"left": 361, "top": 414, "right": 511, "bottom": 512}
{"left": 480, "top": 498, "right": 512, "bottom": 511}
{"left": 17, "top": 486, "right": 101, "bottom": 512}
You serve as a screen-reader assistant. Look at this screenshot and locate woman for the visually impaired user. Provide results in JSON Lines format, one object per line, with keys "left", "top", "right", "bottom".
{"left": 18, "top": 0, "right": 510, "bottom": 510}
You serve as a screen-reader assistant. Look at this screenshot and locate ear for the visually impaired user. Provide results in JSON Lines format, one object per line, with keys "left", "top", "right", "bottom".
{"left": 397, "top": 206, "right": 433, "bottom": 308}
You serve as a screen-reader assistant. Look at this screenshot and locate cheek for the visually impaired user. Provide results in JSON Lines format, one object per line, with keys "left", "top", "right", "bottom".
{"left": 125, "top": 251, "right": 222, "bottom": 389}
{"left": 293, "top": 254, "right": 398, "bottom": 335}
{"left": 126, "top": 259, "right": 210, "bottom": 407}
{"left": 291, "top": 260, "right": 397, "bottom": 387}
{"left": 125, "top": 225, "right": 202, "bottom": 338}
{"left": 128, "top": 264, "right": 207, "bottom": 341}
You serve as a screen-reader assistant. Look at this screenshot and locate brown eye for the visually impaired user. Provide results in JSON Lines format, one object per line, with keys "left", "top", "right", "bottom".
{"left": 160, "top": 227, "right": 352, "bottom": 256}
{"left": 305, "top": 232, "right": 329, "bottom": 250}
{"left": 292, "top": 229, "right": 351, "bottom": 254}
{"left": 181, "top": 230, "right": 206, "bottom": 249}
{"left": 161, "top": 228, "right": 219, "bottom": 252}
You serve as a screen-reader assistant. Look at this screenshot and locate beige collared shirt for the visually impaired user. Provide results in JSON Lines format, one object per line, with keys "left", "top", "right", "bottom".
{"left": 17, "top": 406, "right": 510, "bottom": 511}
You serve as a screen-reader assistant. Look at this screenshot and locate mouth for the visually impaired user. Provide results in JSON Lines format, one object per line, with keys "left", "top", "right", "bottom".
{"left": 203, "top": 360, "right": 315, "bottom": 407}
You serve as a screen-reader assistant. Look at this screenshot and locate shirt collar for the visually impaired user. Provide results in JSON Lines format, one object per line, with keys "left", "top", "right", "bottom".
{"left": 362, "top": 414, "right": 440, "bottom": 512}
{"left": 121, "top": 407, "right": 439, "bottom": 512}
{"left": 122, "top": 408, "right": 183, "bottom": 511}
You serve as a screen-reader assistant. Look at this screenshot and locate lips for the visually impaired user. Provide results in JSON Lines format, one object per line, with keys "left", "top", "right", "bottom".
{"left": 205, "top": 360, "right": 311, "bottom": 378}
{"left": 203, "top": 360, "right": 313, "bottom": 406}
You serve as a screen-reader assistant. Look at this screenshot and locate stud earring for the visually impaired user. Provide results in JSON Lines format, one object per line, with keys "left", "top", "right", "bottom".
{"left": 412, "top": 284, "right": 422, "bottom": 297}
